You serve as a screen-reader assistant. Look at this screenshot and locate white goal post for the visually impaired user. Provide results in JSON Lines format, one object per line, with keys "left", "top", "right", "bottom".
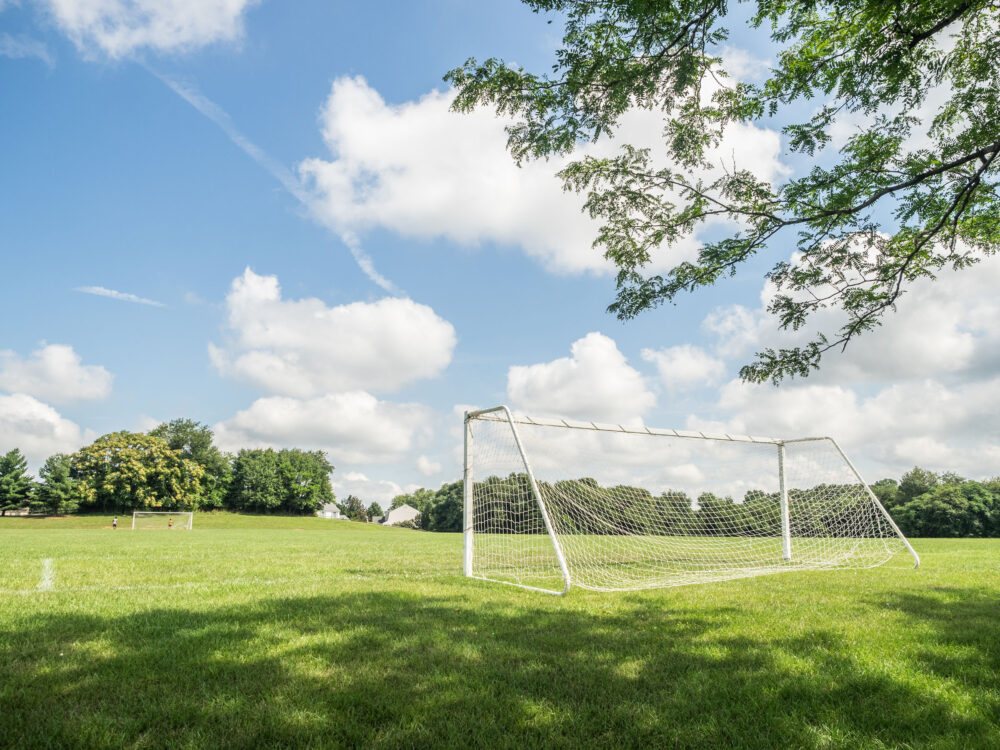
{"left": 463, "top": 406, "right": 918, "bottom": 595}
{"left": 132, "top": 511, "right": 194, "bottom": 530}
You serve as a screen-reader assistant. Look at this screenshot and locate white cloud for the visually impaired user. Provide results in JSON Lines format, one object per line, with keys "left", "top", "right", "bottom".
{"left": 416, "top": 455, "right": 441, "bottom": 476}
{"left": 641, "top": 344, "right": 726, "bottom": 392}
{"left": 76, "top": 285, "right": 164, "bottom": 307}
{"left": 0, "top": 33, "right": 54, "bottom": 66}
{"left": 680, "top": 251, "right": 1000, "bottom": 479}
{"left": 688, "top": 375, "right": 1000, "bottom": 479}
{"left": 0, "top": 393, "right": 94, "bottom": 469}
{"left": 40, "top": 0, "right": 258, "bottom": 59}
{"left": 0, "top": 344, "right": 112, "bottom": 404}
{"left": 213, "top": 391, "right": 431, "bottom": 465}
{"left": 332, "top": 471, "right": 419, "bottom": 505}
{"left": 703, "top": 253, "right": 1000, "bottom": 385}
{"left": 507, "top": 332, "right": 654, "bottom": 423}
{"left": 299, "top": 76, "right": 787, "bottom": 276}
{"left": 209, "top": 268, "right": 456, "bottom": 396}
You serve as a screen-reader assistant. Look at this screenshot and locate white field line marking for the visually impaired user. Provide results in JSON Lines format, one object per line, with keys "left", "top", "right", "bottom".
{"left": 0, "top": 570, "right": 445, "bottom": 596}
{"left": 38, "top": 558, "right": 55, "bottom": 591}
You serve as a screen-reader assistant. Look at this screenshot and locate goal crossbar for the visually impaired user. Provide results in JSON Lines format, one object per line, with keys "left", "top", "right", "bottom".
{"left": 463, "top": 406, "right": 918, "bottom": 595}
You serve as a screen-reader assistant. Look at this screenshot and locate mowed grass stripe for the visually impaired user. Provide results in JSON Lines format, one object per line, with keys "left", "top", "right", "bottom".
{"left": 0, "top": 514, "right": 997, "bottom": 748}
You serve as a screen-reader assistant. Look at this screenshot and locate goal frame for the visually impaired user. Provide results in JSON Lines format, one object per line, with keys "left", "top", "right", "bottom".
{"left": 131, "top": 510, "right": 194, "bottom": 530}
{"left": 463, "top": 405, "right": 918, "bottom": 595}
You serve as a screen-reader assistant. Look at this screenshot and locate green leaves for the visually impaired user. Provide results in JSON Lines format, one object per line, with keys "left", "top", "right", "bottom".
{"left": 0, "top": 448, "right": 33, "bottom": 515}
{"left": 228, "top": 448, "right": 334, "bottom": 515}
{"left": 448, "top": 0, "right": 1000, "bottom": 382}
{"left": 71, "top": 432, "right": 204, "bottom": 511}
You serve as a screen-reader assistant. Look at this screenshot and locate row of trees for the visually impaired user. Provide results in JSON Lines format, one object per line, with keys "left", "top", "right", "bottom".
{"left": 3, "top": 427, "right": 997, "bottom": 536}
{"left": 871, "top": 468, "right": 1000, "bottom": 538}
{"left": 387, "top": 467, "right": 1000, "bottom": 539}
{"left": 0, "top": 419, "right": 334, "bottom": 515}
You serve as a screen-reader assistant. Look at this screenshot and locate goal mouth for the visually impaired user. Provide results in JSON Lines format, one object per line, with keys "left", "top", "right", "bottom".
{"left": 132, "top": 511, "right": 194, "bottom": 530}
{"left": 462, "top": 406, "right": 918, "bottom": 595}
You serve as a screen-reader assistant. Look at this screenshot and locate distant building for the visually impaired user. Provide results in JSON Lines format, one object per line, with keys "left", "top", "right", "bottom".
{"left": 382, "top": 503, "right": 420, "bottom": 527}
{"left": 320, "top": 506, "right": 346, "bottom": 519}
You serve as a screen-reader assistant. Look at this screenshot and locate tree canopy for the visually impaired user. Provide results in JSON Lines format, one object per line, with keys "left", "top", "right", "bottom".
{"left": 149, "top": 419, "right": 231, "bottom": 509}
{"left": 33, "top": 454, "right": 79, "bottom": 516}
{"left": 447, "top": 0, "right": 1000, "bottom": 382}
{"left": 71, "top": 432, "right": 204, "bottom": 512}
{"left": 0, "top": 448, "right": 33, "bottom": 516}
{"left": 227, "top": 448, "right": 334, "bottom": 514}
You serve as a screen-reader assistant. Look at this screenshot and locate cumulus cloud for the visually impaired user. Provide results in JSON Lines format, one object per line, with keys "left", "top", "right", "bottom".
{"left": 704, "top": 253, "right": 1000, "bottom": 385}
{"left": 686, "top": 256, "right": 1000, "bottom": 478}
{"left": 416, "top": 455, "right": 441, "bottom": 477}
{"left": 0, "top": 344, "right": 112, "bottom": 404}
{"left": 213, "top": 391, "right": 431, "bottom": 465}
{"left": 641, "top": 344, "right": 726, "bottom": 392}
{"left": 40, "top": 0, "right": 258, "bottom": 58}
{"left": 299, "top": 75, "right": 787, "bottom": 275}
{"left": 332, "top": 471, "right": 420, "bottom": 505}
{"left": 209, "top": 268, "right": 456, "bottom": 397}
{"left": 0, "top": 393, "right": 94, "bottom": 468}
{"left": 507, "top": 332, "right": 655, "bottom": 423}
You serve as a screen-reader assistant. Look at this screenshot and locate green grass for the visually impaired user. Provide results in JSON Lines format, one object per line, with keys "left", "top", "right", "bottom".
{"left": 1, "top": 514, "right": 997, "bottom": 748}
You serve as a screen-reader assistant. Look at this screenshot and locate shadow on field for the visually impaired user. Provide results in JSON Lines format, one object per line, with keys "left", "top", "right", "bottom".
{"left": 2, "top": 588, "right": 998, "bottom": 748}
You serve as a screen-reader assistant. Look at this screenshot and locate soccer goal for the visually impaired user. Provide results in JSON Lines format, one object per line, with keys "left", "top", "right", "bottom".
{"left": 463, "top": 406, "right": 918, "bottom": 595}
{"left": 132, "top": 511, "right": 194, "bottom": 530}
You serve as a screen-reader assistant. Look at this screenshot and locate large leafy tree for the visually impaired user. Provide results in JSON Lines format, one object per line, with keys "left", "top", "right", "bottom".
{"left": 0, "top": 448, "right": 33, "bottom": 516}
{"left": 227, "top": 448, "right": 334, "bottom": 514}
{"left": 149, "top": 419, "right": 232, "bottom": 509}
{"left": 893, "top": 481, "right": 998, "bottom": 536}
{"left": 447, "top": 0, "right": 1000, "bottom": 382}
{"left": 339, "top": 494, "right": 368, "bottom": 522}
{"left": 33, "top": 454, "right": 80, "bottom": 516}
{"left": 71, "top": 431, "right": 204, "bottom": 512}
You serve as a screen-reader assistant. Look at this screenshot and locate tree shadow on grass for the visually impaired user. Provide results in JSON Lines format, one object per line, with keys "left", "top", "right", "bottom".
{"left": 2, "top": 588, "right": 998, "bottom": 749}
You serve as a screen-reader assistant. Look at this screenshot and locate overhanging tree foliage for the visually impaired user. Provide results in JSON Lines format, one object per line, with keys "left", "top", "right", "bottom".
{"left": 447, "top": 0, "right": 1000, "bottom": 382}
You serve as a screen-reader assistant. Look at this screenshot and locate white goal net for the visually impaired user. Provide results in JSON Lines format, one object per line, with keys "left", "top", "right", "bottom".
{"left": 132, "top": 511, "right": 194, "bottom": 530}
{"left": 463, "top": 406, "right": 918, "bottom": 594}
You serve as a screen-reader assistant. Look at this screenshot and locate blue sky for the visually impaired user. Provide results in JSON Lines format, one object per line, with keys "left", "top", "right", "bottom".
{"left": 2, "top": 1, "right": 998, "bottom": 501}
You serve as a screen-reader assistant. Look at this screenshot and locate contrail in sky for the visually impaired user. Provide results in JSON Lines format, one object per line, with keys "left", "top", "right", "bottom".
{"left": 149, "top": 68, "right": 403, "bottom": 295}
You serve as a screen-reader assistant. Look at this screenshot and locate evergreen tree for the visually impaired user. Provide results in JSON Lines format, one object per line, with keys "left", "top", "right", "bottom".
{"left": 33, "top": 454, "right": 79, "bottom": 515}
{"left": 0, "top": 448, "right": 33, "bottom": 516}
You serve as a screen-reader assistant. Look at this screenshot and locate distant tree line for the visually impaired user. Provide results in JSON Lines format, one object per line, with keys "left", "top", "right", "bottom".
{"left": 0, "top": 419, "right": 334, "bottom": 516}
{"left": 387, "top": 467, "right": 1000, "bottom": 538}
{"left": 3, "top": 429, "right": 998, "bottom": 536}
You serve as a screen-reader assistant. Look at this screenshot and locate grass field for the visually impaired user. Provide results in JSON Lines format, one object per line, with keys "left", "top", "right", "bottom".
{"left": 1, "top": 514, "right": 997, "bottom": 748}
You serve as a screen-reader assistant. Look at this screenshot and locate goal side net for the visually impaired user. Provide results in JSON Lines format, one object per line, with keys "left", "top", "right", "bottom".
{"left": 132, "top": 511, "right": 194, "bottom": 530}
{"left": 463, "top": 406, "right": 917, "bottom": 595}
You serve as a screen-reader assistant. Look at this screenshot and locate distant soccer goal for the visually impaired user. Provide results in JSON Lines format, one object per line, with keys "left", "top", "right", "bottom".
{"left": 132, "top": 511, "right": 194, "bottom": 530}
{"left": 463, "top": 406, "right": 918, "bottom": 595}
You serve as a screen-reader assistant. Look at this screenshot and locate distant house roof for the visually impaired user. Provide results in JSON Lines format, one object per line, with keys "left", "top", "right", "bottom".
{"left": 382, "top": 503, "right": 420, "bottom": 526}
{"left": 317, "top": 503, "right": 346, "bottom": 520}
